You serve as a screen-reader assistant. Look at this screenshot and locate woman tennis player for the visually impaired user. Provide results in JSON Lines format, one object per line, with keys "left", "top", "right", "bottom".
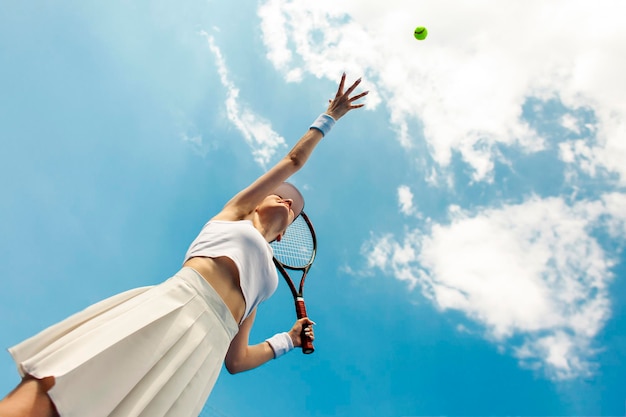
{"left": 0, "top": 73, "right": 367, "bottom": 417}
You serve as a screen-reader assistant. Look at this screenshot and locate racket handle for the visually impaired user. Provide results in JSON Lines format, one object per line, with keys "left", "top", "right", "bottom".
{"left": 295, "top": 297, "right": 314, "bottom": 354}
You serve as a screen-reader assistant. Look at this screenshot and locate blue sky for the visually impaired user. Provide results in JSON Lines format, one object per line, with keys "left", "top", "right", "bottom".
{"left": 1, "top": 1, "right": 626, "bottom": 416}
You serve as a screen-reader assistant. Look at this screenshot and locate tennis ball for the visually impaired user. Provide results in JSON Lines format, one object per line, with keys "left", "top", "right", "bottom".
{"left": 414, "top": 26, "right": 428, "bottom": 40}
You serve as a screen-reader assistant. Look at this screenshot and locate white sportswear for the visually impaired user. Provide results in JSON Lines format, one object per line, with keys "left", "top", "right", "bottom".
{"left": 184, "top": 220, "right": 278, "bottom": 323}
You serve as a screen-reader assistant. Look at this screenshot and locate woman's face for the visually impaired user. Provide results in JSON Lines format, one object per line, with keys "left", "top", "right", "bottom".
{"left": 258, "top": 194, "right": 295, "bottom": 237}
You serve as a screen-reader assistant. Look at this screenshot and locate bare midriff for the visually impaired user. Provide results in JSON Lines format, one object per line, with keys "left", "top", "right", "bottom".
{"left": 183, "top": 256, "right": 245, "bottom": 324}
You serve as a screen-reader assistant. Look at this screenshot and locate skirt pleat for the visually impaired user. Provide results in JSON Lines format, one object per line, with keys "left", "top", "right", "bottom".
{"left": 163, "top": 323, "right": 228, "bottom": 417}
{"left": 9, "top": 286, "right": 152, "bottom": 373}
{"left": 8, "top": 268, "right": 238, "bottom": 417}
{"left": 112, "top": 308, "right": 225, "bottom": 417}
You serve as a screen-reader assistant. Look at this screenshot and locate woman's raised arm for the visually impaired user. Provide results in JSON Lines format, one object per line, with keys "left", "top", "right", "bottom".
{"left": 217, "top": 74, "right": 368, "bottom": 220}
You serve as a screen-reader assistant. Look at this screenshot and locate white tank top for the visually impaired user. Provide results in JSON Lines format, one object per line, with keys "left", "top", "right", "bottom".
{"left": 183, "top": 220, "right": 278, "bottom": 323}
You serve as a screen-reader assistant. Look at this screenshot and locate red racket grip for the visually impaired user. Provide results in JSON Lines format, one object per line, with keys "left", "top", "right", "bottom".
{"left": 295, "top": 297, "right": 314, "bottom": 354}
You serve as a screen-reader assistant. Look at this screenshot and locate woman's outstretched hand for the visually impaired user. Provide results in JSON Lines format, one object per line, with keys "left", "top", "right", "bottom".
{"left": 326, "top": 73, "right": 369, "bottom": 121}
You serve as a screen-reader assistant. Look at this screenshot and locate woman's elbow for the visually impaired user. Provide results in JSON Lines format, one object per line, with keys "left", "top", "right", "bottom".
{"left": 286, "top": 152, "right": 304, "bottom": 170}
{"left": 224, "top": 358, "right": 244, "bottom": 374}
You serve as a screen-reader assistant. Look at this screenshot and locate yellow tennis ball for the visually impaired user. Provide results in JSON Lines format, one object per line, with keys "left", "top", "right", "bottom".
{"left": 414, "top": 26, "right": 428, "bottom": 40}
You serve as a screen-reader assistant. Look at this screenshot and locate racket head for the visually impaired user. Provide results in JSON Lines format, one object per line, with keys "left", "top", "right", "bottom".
{"left": 271, "top": 211, "right": 316, "bottom": 270}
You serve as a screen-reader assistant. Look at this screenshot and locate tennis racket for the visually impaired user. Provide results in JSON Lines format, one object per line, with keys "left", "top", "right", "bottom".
{"left": 270, "top": 211, "right": 317, "bottom": 354}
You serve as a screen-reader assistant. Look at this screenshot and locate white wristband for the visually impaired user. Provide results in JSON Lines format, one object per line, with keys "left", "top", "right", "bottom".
{"left": 309, "top": 113, "right": 336, "bottom": 137}
{"left": 265, "top": 332, "right": 294, "bottom": 359}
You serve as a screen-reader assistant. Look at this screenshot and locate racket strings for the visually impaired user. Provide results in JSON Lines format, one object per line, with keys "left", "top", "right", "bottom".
{"left": 271, "top": 216, "right": 314, "bottom": 268}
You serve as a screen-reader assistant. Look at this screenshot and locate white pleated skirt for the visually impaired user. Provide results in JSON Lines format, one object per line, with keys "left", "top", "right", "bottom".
{"left": 8, "top": 267, "right": 239, "bottom": 417}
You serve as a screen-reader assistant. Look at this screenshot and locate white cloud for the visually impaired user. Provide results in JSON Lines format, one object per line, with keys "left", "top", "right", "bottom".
{"left": 258, "top": 0, "right": 626, "bottom": 184}
{"left": 180, "top": 132, "right": 209, "bottom": 157}
{"left": 363, "top": 194, "right": 623, "bottom": 380}
{"left": 598, "top": 192, "right": 626, "bottom": 239}
{"left": 364, "top": 233, "right": 419, "bottom": 290}
{"left": 561, "top": 114, "right": 581, "bottom": 135}
{"left": 201, "top": 31, "right": 287, "bottom": 168}
{"left": 397, "top": 185, "right": 415, "bottom": 216}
